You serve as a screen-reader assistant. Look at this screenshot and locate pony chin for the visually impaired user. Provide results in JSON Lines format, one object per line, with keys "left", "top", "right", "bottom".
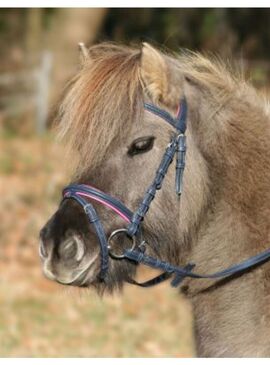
{"left": 85, "top": 259, "right": 138, "bottom": 295}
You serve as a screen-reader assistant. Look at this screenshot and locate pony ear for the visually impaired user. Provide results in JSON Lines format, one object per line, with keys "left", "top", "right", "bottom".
{"left": 141, "top": 43, "right": 184, "bottom": 109}
{"left": 140, "top": 42, "right": 169, "bottom": 104}
{"left": 78, "top": 42, "right": 91, "bottom": 64}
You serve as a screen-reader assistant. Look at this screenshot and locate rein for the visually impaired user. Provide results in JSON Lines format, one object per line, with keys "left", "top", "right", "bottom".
{"left": 62, "top": 98, "right": 270, "bottom": 288}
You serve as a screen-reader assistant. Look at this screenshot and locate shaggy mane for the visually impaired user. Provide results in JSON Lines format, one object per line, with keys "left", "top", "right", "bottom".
{"left": 176, "top": 50, "right": 269, "bottom": 116}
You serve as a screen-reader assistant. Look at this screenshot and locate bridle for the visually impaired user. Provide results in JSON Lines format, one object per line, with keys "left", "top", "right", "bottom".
{"left": 62, "top": 98, "right": 270, "bottom": 288}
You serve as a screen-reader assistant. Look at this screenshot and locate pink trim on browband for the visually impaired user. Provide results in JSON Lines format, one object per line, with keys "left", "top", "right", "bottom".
{"left": 75, "top": 192, "right": 131, "bottom": 223}
{"left": 176, "top": 104, "right": 181, "bottom": 118}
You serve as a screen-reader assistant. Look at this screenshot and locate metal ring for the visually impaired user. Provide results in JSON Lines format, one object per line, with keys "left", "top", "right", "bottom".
{"left": 108, "top": 228, "right": 136, "bottom": 259}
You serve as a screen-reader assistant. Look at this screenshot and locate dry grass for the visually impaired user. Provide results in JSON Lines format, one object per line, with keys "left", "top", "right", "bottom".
{"left": 0, "top": 134, "right": 194, "bottom": 357}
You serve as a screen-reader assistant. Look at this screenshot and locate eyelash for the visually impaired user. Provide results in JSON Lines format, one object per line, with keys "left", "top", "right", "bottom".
{"left": 128, "top": 136, "right": 155, "bottom": 157}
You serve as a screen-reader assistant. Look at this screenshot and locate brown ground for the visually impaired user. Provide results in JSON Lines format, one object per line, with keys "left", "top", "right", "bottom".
{"left": 0, "top": 134, "right": 194, "bottom": 357}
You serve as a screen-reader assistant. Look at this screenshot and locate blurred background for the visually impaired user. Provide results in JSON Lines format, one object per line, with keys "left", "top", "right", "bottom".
{"left": 1, "top": 8, "right": 270, "bottom": 357}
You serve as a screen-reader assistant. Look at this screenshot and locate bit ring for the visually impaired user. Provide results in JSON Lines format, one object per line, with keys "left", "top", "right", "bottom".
{"left": 108, "top": 228, "right": 136, "bottom": 259}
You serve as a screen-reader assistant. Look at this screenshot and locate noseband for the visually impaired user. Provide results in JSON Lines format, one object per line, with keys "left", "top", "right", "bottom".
{"left": 63, "top": 98, "right": 270, "bottom": 288}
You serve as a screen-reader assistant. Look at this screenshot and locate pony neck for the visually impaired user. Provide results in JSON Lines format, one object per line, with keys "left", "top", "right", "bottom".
{"left": 186, "top": 198, "right": 270, "bottom": 356}
{"left": 185, "top": 90, "right": 270, "bottom": 356}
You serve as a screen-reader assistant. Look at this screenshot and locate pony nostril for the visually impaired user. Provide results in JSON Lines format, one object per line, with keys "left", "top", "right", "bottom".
{"left": 74, "top": 236, "right": 85, "bottom": 262}
{"left": 39, "top": 239, "right": 48, "bottom": 259}
{"left": 60, "top": 235, "right": 85, "bottom": 262}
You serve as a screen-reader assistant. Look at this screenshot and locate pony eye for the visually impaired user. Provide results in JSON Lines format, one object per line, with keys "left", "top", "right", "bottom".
{"left": 128, "top": 136, "right": 155, "bottom": 156}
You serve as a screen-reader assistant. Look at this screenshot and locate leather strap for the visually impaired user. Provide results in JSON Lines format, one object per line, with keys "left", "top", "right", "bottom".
{"left": 63, "top": 184, "right": 133, "bottom": 221}
{"left": 144, "top": 97, "right": 187, "bottom": 134}
{"left": 126, "top": 272, "right": 172, "bottom": 287}
{"left": 63, "top": 192, "right": 109, "bottom": 279}
{"left": 123, "top": 248, "right": 270, "bottom": 287}
{"left": 125, "top": 263, "right": 195, "bottom": 288}
{"left": 127, "top": 136, "right": 179, "bottom": 237}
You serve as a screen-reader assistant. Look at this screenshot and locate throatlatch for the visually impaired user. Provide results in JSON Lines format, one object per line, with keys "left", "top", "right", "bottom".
{"left": 62, "top": 98, "right": 270, "bottom": 288}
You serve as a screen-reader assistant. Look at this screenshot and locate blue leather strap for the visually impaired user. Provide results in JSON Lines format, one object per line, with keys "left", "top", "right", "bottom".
{"left": 127, "top": 98, "right": 188, "bottom": 237}
{"left": 63, "top": 184, "right": 133, "bottom": 221}
{"left": 175, "top": 134, "right": 186, "bottom": 195}
{"left": 63, "top": 192, "right": 109, "bottom": 279}
{"left": 124, "top": 247, "right": 270, "bottom": 286}
{"left": 126, "top": 263, "right": 195, "bottom": 288}
{"left": 127, "top": 137, "right": 179, "bottom": 237}
{"left": 126, "top": 272, "right": 172, "bottom": 287}
{"left": 144, "top": 97, "right": 187, "bottom": 134}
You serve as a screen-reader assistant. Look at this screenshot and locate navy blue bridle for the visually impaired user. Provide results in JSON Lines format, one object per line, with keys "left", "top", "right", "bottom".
{"left": 63, "top": 98, "right": 270, "bottom": 288}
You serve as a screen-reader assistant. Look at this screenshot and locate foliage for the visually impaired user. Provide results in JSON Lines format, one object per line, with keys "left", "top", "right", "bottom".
{"left": 101, "top": 9, "right": 270, "bottom": 59}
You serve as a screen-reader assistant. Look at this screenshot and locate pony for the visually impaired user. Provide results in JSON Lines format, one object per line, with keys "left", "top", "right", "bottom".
{"left": 39, "top": 42, "right": 270, "bottom": 357}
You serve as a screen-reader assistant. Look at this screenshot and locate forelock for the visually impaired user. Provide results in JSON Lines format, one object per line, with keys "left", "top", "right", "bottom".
{"left": 57, "top": 43, "right": 143, "bottom": 174}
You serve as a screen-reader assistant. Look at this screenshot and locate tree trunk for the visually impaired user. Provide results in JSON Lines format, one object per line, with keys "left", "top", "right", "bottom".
{"left": 45, "top": 8, "right": 108, "bottom": 107}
